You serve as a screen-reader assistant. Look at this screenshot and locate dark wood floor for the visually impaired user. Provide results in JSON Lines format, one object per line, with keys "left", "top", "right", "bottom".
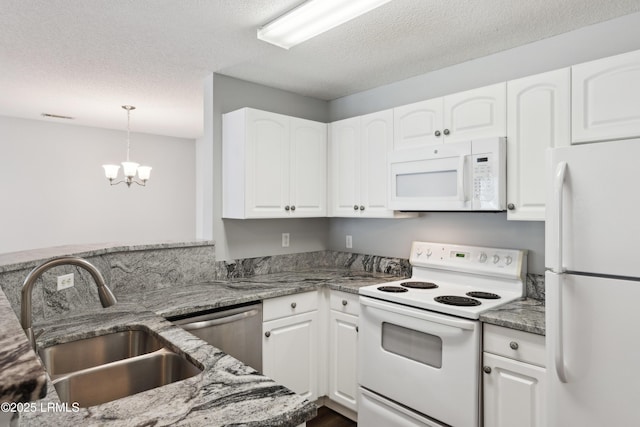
{"left": 307, "top": 406, "right": 356, "bottom": 427}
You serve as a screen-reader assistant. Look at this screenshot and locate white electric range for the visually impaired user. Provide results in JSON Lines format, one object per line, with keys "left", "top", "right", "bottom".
{"left": 358, "top": 241, "right": 527, "bottom": 427}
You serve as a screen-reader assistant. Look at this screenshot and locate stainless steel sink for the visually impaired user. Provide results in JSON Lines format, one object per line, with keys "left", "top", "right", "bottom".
{"left": 53, "top": 349, "right": 202, "bottom": 407}
{"left": 38, "top": 327, "right": 203, "bottom": 407}
{"left": 38, "top": 328, "right": 165, "bottom": 375}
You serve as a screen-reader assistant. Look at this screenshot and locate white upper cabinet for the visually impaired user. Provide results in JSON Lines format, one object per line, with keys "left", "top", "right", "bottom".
{"left": 443, "top": 83, "right": 507, "bottom": 144}
{"left": 572, "top": 49, "right": 640, "bottom": 143}
{"left": 329, "top": 110, "right": 401, "bottom": 217}
{"left": 393, "top": 83, "right": 506, "bottom": 149}
{"left": 393, "top": 98, "right": 442, "bottom": 149}
{"left": 222, "top": 108, "right": 327, "bottom": 219}
{"left": 506, "top": 68, "right": 571, "bottom": 221}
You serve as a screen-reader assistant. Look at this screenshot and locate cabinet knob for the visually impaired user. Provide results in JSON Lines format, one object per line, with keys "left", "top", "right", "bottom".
{"left": 291, "top": 205, "right": 296, "bottom": 211}
{"left": 507, "top": 203, "right": 515, "bottom": 210}
{"left": 443, "top": 128, "right": 450, "bottom": 135}
{"left": 265, "top": 331, "right": 271, "bottom": 338}
{"left": 483, "top": 366, "right": 492, "bottom": 374}
{"left": 354, "top": 205, "right": 359, "bottom": 211}
{"left": 291, "top": 302, "right": 297, "bottom": 309}
{"left": 359, "top": 205, "right": 365, "bottom": 211}
{"left": 285, "top": 205, "right": 290, "bottom": 211}
{"left": 510, "top": 341, "right": 519, "bottom": 350}
{"left": 342, "top": 300, "right": 348, "bottom": 306}
{"left": 435, "top": 130, "right": 441, "bottom": 137}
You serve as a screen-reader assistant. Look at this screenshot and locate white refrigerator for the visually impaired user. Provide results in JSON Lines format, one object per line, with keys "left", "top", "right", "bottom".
{"left": 546, "top": 138, "right": 640, "bottom": 426}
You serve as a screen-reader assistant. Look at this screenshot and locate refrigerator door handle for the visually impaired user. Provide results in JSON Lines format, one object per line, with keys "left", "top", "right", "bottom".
{"left": 550, "top": 160, "right": 569, "bottom": 383}
{"left": 551, "top": 161, "right": 568, "bottom": 274}
{"left": 553, "top": 272, "right": 568, "bottom": 383}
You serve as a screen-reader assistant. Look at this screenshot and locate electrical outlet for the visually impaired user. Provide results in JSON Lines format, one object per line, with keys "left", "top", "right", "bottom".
{"left": 57, "top": 273, "right": 74, "bottom": 291}
{"left": 346, "top": 235, "right": 353, "bottom": 249}
{"left": 282, "top": 233, "right": 290, "bottom": 248}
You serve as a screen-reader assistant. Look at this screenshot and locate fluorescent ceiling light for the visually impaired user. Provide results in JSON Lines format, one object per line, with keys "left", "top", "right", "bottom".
{"left": 257, "top": 0, "right": 392, "bottom": 49}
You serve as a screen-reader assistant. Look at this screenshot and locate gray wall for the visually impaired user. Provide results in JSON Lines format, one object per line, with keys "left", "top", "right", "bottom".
{"left": 326, "top": 12, "right": 640, "bottom": 275}
{"left": 203, "top": 74, "right": 331, "bottom": 261}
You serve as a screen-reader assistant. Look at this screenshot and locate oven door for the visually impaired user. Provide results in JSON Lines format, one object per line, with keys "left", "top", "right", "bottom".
{"left": 388, "top": 140, "right": 472, "bottom": 211}
{"left": 358, "top": 296, "right": 480, "bottom": 427}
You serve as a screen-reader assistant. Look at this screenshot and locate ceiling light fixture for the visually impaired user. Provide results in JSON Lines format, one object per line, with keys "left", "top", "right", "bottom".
{"left": 257, "top": 0, "right": 392, "bottom": 49}
{"left": 102, "top": 105, "right": 152, "bottom": 187}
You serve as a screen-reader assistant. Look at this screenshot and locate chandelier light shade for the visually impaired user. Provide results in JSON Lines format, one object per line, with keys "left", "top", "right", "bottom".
{"left": 102, "top": 105, "right": 152, "bottom": 187}
{"left": 257, "top": 0, "right": 392, "bottom": 49}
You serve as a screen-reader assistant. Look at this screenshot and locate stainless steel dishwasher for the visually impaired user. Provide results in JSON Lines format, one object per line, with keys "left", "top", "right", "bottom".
{"left": 170, "top": 302, "right": 262, "bottom": 372}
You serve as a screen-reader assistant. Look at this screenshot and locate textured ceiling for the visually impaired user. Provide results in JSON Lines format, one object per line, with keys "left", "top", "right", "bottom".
{"left": 1, "top": 0, "right": 640, "bottom": 138}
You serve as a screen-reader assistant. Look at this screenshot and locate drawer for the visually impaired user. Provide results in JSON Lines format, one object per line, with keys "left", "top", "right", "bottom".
{"left": 263, "top": 291, "right": 318, "bottom": 321}
{"left": 329, "top": 291, "right": 359, "bottom": 316}
{"left": 483, "top": 324, "right": 546, "bottom": 367}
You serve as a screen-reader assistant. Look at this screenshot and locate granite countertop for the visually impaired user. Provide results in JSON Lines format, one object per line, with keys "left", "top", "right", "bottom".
{"left": 120, "top": 269, "right": 398, "bottom": 318}
{"left": 18, "top": 303, "right": 316, "bottom": 426}
{"left": 0, "top": 289, "right": 48, "bottom": 404}
{"left": 480, "top": 298, "right": 546, "bottom": 336}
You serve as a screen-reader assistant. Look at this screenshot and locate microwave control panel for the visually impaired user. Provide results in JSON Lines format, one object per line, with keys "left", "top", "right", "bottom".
{"left": 471, "top": 138, "right": 506, "bottom": 210}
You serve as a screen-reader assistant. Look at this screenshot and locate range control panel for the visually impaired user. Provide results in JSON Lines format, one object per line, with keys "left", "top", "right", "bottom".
{"left": 409, "top": 241, "right": 526, "bottom": 279}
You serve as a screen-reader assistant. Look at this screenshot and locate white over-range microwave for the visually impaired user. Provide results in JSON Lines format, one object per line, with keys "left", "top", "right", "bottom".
{"left": 388, "top": 137, "right": 506, "bottom": 211}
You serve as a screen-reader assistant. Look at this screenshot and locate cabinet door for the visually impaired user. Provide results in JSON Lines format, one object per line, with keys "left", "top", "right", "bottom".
{"left": 245, "top": 109, "right": 290, "bottom": 218}
{"left": 507, "top": 68, "right": 570, "bottom": 221}
{"left": 572, "top": 49, "right": 640, "bottom": 143}
{"left": 393, "top": 98, "right": 443, "bottom": 149}
{"left": 263, "top": 311, "right": 318, "bottom": 401}
{"left": 329, "top": 117, "right": 361, "bottom": 217}
{"left": 443, "top": 82, "right": 506, "bottom": 144}
{"left": 328, "top": 310, "right": 358, "bottom": 411}
{"left": 290, "top": 118, "right": 327, "bottom": 217}
{"left": 360, "top": 110, "right": 395, "bottom": 218}
{"left": 483, "top": 352, "right": 546, "bottom": 427}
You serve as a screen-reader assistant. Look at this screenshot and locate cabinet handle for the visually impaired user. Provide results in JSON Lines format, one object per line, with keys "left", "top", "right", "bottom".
{"left": 265, "top": 331, "right": 271, "bottom": 338}
{"left": 507, "top": 203, "right": 515, "bottom": 210}
{"left": 285, "top": 205, "right": 290, "bottom": 211}
{"left": 435, "top": 130, "right": 441, "bottom": 137}
{"left": 291, "top": 302, "right": 297, "bottom": 309}
{"left": 359, "top": 205, "right": 365, "bottom": 211}
{"left": 353, "top": 205, "right": 359, "bottom": 211}
{"left": 483, "top": 366, "right": 492, "bottom": 374}
{"left": 356, "top": 326, "right": 359, "bottom": 333}
{"left": 510, "top": 341, "right": 519, "bottom": 350}
{"left": 443, "top": 128, "right": 450, "bottom": 135}
{"left": 291, "top": 205, "right": 296, "bottom": 211}
{"left": 342, "top": 300, "right": 348, "bottom": 306}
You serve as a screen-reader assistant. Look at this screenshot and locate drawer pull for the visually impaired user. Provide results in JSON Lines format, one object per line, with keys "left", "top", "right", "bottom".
{"left": 265, "top": 331, "right": 271, "bottom": 338}
{"left": 483, "top": 366, "right": 492, "bottom": 374}
{"left": 342, "top": 300, "right": 348, "bottom": 306}
{"left": 510, "top": 341, "right": 519, "bottom": 350}
{"left": 291, "top": 302, "right": 297, "bottom": 309}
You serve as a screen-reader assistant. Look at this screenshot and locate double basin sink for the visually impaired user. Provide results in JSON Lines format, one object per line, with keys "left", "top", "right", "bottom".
{"left": 38, "top": 326, "right": 203, "bottom": 407}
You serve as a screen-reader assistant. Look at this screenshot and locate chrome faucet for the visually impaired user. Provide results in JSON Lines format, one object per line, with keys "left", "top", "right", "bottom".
{"left": 21, "top": 256, "right": 117, "bottom": 350}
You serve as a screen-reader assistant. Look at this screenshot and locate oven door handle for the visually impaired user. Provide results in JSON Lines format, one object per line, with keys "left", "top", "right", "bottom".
{"left": 360, "top": 296, "right": 476, "bottom": 331}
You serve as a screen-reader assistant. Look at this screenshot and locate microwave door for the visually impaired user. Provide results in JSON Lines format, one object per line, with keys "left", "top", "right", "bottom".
{"left": 389, "top": 144, "right": 472, "bottom": 211}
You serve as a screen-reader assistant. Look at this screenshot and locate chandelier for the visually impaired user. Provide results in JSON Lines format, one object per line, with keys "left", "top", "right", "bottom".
{"left": 102, "top": 105, "right": 152, "bottom": 187}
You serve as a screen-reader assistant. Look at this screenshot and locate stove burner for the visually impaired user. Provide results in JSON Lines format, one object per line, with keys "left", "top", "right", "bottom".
{"left": 466, "top": 291, "right": 501, "bottom": 299}
{"left": 401, "top": 281, "right": 438, "bottom": 289}
{"left": 434, "top": 295, "right": 481, "bottom": 306}
{"left": 378, "top": 286, "right": 409, "bottom": 293}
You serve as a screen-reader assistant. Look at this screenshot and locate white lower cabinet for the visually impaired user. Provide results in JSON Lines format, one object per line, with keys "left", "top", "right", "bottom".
{"left": 328, "top": 291, "right": 359, "bottom": 412}
{"left": 483, "top": 324, "right": 546, "bottom": 427}
{"left": 263, "top": 292, "right": 319, "bottom": 401}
